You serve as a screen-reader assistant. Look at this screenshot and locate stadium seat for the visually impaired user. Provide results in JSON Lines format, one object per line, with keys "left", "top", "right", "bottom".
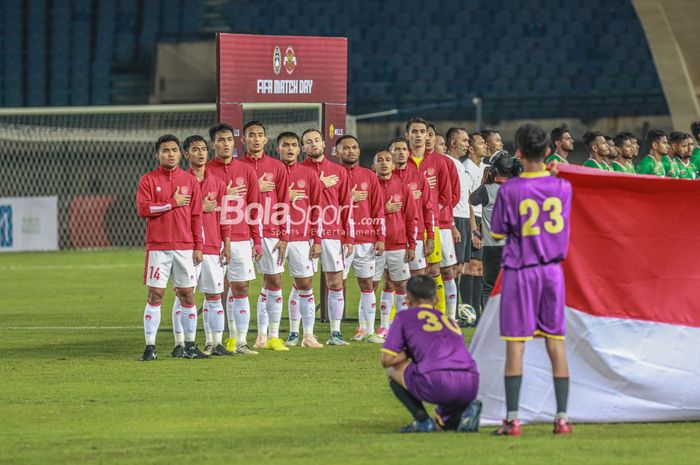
{"left": 0, "top": 0, "right": 670, "bottom": 118}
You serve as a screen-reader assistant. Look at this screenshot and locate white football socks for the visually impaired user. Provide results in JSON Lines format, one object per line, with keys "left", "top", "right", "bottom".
{"left": 232, "top": 295, "right": 251, "bottom": 346}
{"left": 225, "top": 292, "right": 237, "bottom": 339}
{"left": 266, "top": 287, "right": 283, "bottom": 338}
{"left": 395, "top": 292, "right": 408, "bottom": 314}
{"left": 444, "top": 277, "right": 457, "bottom": 320}
{"left": 328, "top": 288, "right": 345, "bottom": 332}
{"left": 288, "top": 287, "right": 301, "bottom": 334}
{"left": 359, "top": 290, "right": 376, "bottom": 334}
{"left": 144, "top": 302, "right": 162, "bottom": 346}
{"left": 379, "top": 290, "right": 394, "bottom": 328}
{"left": 207, "top": 296, "right": 225, "bottom": 345}
{"left": 298, "top": 289, "right": 315, "bottom": 336}
{"left": 172, "top": 297, "right": 184, "bottom": 346}
{"left": 180, "top": 302, "right": 197, "bottom": 343}
{"left": 257, "top": 289, "right": 269, "bottom": 336}
{"left": 202, "top": 299, "right": 212, "bottom": 345}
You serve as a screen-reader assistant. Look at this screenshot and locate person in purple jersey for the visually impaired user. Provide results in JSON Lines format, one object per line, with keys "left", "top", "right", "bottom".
{"left": 490, "top": 123, "right": 573, "bottom": 437}
{"left": 380, "top": 275, "right": 481, "bottom": 433}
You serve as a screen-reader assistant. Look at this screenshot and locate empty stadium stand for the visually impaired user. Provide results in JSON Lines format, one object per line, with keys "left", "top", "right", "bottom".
{"left": 0, "top": 0, "right": 669, "bottom": 120}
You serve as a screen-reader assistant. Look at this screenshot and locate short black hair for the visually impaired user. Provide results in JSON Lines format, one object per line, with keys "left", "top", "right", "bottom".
{"left": 514, "top": 123, "right": 549, "bottom": 161}
{"left": 445, "top": 127, "right": 467, "bottom": 146}
{"left": 335, "top": 134, "right": 359, "bottom": 148}
{"left": 645, "top": 129, "right": 667, "bottom": 149}
{"left": 301, "top": 128, "right": 323, "bottom": 141}
{"left": 388, "top": 136, "right": 410, "bottom": 150}
{"left": 183, "top": 135, "right": 207, "bottom": 152}
{"left": 613, "top": 132, "right": 633, "bottom": 148}
{"left": 406, "top": 275, "right": 437, "bottom": 302}
{"left": 469, "top": 131, "right": 483, "bottom": 144}
{"left": 490, "top": 150, "right": 522, "bottom": 178}
{"left": 604, "top": 135, "right": 613, "bottom": 143}
{"left": 427, "top": 123, "right": 437, "bottom": 133}
{"left": 155, "top": 134, "right": 180, "bottom": 152}
{"left": 243, "top": 120, "right": 266, "bottom": 136}
{"left": 669, "top": 131, "right": 687, "bottom": 144}
{"left": 582, "top": 131, "right": 604, "bottom": 149}
{"left": 276, "top": 131, "right": 300, "bottom": 146}
{"left": 209, "top": 122, "right": 234, "bottom": 142}
{"left": 405, "top": 117, "right": 429, "bottom": 133}
{"left": 690, "top": 121, "right": 700, "bottom": 140}
{"left": 550, "top": 126, "right": 569, "bottom": 144}
{"left": 481, "top": 128, "right": 499, "bottom": 142}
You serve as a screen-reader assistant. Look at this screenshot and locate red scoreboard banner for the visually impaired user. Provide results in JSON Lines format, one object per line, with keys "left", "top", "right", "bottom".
{"left": 217, "top": 33, "right": 348, "bottom": 158}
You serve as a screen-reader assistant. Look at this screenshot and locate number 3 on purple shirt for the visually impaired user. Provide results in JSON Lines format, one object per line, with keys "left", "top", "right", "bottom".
{"left": 417, "top": 310, "right": 462, "bottom": 335}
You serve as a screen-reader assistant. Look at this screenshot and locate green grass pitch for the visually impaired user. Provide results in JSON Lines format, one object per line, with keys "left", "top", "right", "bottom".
{"left": 1, "top": 250, "right": 699, "bottom": 465}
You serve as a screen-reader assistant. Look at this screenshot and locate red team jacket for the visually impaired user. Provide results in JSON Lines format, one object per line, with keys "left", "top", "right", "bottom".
{"left": 408, "top": 150, "right": 452, "bottom": 232}
{"left": 393, "top": 164, "right": 434, "bottom": 240}
{"left": 191, "top": 169, "right": 230, "bottom": 255}
{"left": 301, "top": 156, "right": 354, "bottom": 244}
{"left": 239, "top": 152, "right": 290, "bottom": 241}
{"left": 206, "top": 157, "right": 262, "bottom": 245}
{"left": 377, "top": 175, "right": 418, "bottom": 251}
{"left": 285, "top": 161, "right": 322, "bottom": 244}
{"left": 343, "top": 164, "right": 386, "bottom": 245}
{"left": 438, "top": 153, "right": 461, "bottom": 229}
{"left": 137, "top": 166, "right": 203, "bottom": 252}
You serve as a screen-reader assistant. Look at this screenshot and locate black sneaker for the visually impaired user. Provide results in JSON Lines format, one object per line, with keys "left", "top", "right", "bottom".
{"left": 183, "top": 343, "right": 209, "bottom": 359}
{"left": 210, "top": 344, "right": 234, "bottom": 356}
{"left": 140, "top": 345, "right": 157, "bottom": 361}
{"left": 170, "top": 344, "right": 185, "bottom": 358}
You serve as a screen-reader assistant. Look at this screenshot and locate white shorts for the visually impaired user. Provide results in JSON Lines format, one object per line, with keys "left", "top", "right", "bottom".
{"left": 286, "top": 240, "right": 316, "bottom": 278}
{"left": 314, "top": 238, "right": 345, "bottom": 273}
{"left": 226, "top": 240, "right": 256, "bottom": 282}
{"left": 409, "top": 240, "right": 427, "bottom": 271}
{"left": 439, "top": 228, "right": 457, "bottom": 267}
{"left": 144, "top": 250, "right": 197, "bottom": 289}
{"left": 343, "top": 242, "right": 376, "bottom": 279}
{"left": 196, "top": 254, "right": 225, "bottom": 294}
{"left": 257, "top": 237, "right": 286, "bottom": 275}
{"left": 374, "top": 250, "right": 410, "bottom": 282}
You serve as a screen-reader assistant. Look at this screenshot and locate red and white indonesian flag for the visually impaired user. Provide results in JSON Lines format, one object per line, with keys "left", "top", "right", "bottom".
{"left": 471, "top": 164, "right": 700, "bottom": 424}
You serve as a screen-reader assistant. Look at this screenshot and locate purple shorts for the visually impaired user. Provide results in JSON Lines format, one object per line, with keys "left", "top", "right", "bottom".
{"left": 499, "top": 262, "right": 565, "bottom": 340}
{"left": 404, "top": 364, "right": 479, "bottom": 420}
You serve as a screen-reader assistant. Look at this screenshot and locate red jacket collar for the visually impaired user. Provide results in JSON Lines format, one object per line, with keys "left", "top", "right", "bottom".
{"left": 304, "top": 156, "right": 329, "bottom": 170}
{"left": 212, "top": 156, "right": 236, "bottom": 166}
{"left": 188, "top": 168, "right": 208, "bottom": 181}
{"left": 245, "top": 152, "right": 267, "bottom": 162}
{"left": 158, "top": 165, "right": 181, "bottom": 175}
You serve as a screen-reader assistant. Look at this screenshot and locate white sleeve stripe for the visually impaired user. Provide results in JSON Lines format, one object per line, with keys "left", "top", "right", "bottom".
{"left": 150, "top": 204, "right": 172, "bottom": 213}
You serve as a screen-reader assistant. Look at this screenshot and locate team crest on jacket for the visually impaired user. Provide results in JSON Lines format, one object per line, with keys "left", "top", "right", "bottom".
{"left": 427, "top": 168, "right": 435, "bottom": 176}
{"left": 264, "top": 172, "right": 274, "bottom": 181}
{"left": 360, "top": 182, "right": 368, "bottom": 190}
{"left": 297, "top": 180, "right": 306, "bottom": 188}
{"left": 180, "top": 186, "right": 189, "bottom": 195}
{"left": 284, "top": 46, "right": 297, "bottom": 75}
{"left": 392, "top": 194, "right": 402, "bottom": 202}
{"left": 273, "top": 46, "right": 282, "bottom": 75}
{"left": 236, "top": 176, "right": 245, "bottom": 186}
{"left": 408, "top": 182, "right": 418, "bottom": 191}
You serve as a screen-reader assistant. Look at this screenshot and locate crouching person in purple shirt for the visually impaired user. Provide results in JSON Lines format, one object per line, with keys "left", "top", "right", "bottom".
{"left": 380, "top": 274, "right": 481, "bottom": 433}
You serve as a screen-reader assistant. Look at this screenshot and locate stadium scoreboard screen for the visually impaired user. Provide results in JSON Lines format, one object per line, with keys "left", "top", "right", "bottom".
{"left": 217, "top": 33, "right": 348, "bottom": 160}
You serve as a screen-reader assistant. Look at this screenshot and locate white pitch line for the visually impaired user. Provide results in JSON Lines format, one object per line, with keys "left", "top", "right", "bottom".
{"left": 4, "top": 326, "right": 142, "bottom": 330}
{"left": 0, "top": 263, "right": 136, "bottom": 271}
